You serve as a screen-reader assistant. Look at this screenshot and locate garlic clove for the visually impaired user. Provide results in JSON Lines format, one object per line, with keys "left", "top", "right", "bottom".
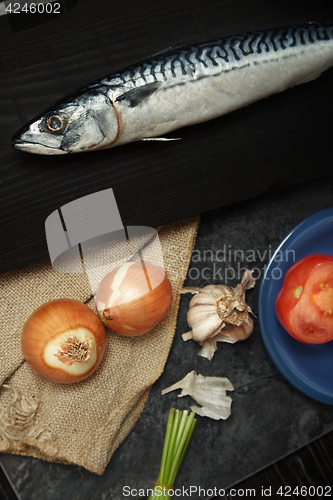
{"left": 186, "top": 304, "right": 218, "bottom": 327}
{"left": 189, "top": 312, "right": 224, "bottom": 342}
{"left": 182, "top": 331, "right": 193, "bottom": 341}
{"left": 220, "top": 316, "right": 254, "bottom": 342}
{"left": 162, "top": 370, "right": 234, "bottom": 420}
{"left": 215, "top": 334, "right": 238, "bottom": 344}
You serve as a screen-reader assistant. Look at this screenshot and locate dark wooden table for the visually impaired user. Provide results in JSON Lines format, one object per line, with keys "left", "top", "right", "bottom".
{"left": 1, "top": 0, "right": 333, "bottom": 273}
{"left": 1, "top": 0, "right": 333, "bottom": 498}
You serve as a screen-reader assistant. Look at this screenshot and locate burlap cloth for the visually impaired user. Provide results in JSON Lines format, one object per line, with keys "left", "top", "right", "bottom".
{"left": 0, "top": 215, "right": 199, "bottom": 474}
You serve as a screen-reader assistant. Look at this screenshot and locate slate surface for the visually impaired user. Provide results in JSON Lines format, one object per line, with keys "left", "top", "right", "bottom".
{"left": 1, "top": 175, "right": 333, "bottom": 500}
{"left": 0, "top": 0, "right": 333, "bottom": 272}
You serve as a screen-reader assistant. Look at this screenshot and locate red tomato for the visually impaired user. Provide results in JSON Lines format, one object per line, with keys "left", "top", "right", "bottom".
{"left": 275, "top": 254, "right": 333, "bottom": 344}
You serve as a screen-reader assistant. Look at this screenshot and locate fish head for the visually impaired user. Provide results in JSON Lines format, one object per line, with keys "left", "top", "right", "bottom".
{"left": 12, "top": 90, "right": 119, "bottom": 155}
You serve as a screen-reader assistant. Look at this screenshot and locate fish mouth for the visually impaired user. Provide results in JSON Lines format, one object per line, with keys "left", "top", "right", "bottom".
{"left": 12, "top": 139, "right": 68, "bottom": 155}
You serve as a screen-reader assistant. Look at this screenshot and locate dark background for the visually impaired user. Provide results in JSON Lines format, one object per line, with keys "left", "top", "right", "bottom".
{"left": 1, "top": 0, "right": 333, "bottom": 498}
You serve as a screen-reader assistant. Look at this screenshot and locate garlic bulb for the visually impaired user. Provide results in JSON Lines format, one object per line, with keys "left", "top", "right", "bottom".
{"left": 162, "top": 370, "right": 234, "bottom": 420}
{"left": 180, "top": 269, "right": 255, "bottom": 360}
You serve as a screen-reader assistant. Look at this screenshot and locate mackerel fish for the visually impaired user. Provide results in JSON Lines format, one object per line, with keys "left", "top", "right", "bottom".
{"left": 12, "top": 22, "right": 333, "bottom": 155}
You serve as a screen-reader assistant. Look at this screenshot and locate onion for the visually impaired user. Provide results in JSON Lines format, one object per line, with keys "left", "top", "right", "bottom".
{"left": 21, "top": 298, "right": 107, "bottom": 384}
{"left": 95, "top": 261, "right": 172, "bottom": 336}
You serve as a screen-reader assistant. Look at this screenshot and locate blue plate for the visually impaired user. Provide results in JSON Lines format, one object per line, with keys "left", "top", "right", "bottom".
{"left": 258, "top": 207, "right": 333, "bottom": 405}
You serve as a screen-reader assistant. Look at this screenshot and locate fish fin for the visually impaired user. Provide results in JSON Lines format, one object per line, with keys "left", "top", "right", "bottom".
{"left": 149, "top": 43, "right": 184, "bottom": 58}
{"left": 142, "top": 137, "right": 182, "bottom": 142}
{"left": 295, "top": 71, "right": 323, "bottom": 86}
{"left": 115, "top": 81, "right": 162, "bottom": 107}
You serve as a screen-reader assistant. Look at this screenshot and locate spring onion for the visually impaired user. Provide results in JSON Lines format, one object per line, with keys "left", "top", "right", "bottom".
{"left": 147, "top": 408, "right": 197, "bottom": 499}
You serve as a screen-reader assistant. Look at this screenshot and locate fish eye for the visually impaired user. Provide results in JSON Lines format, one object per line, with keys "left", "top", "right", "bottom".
{"left": 46, "top": 115, "right": 65, "bottom": 134}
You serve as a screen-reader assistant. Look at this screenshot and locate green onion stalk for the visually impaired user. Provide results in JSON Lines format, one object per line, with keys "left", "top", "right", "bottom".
{"left": 147, "top": 408, "right": 197, "bottom": 499}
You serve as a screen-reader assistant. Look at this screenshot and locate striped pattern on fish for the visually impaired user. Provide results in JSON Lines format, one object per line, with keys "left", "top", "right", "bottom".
{"left": 12, "top": 22, "right": 333, "bottom": 155}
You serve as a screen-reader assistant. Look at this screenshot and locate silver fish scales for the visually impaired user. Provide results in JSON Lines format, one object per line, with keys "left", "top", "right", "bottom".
{"left": 12, "top": 22, "right": 333, "bottom": 155}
